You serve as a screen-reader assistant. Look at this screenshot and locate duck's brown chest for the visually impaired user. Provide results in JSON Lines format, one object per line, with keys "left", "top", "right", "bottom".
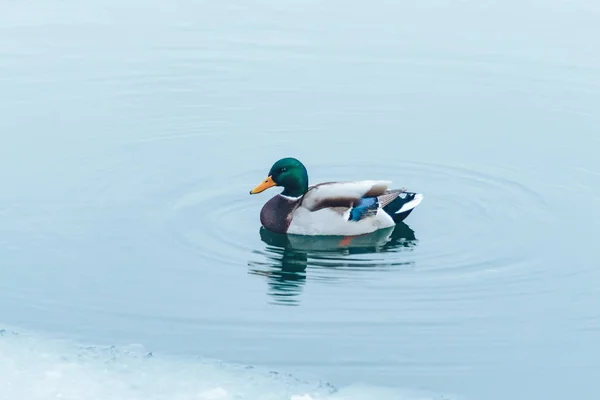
{"left": 260, "top": 195, "right": 299, "bottom": 233}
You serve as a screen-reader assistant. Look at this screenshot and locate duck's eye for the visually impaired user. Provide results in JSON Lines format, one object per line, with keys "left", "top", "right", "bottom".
{"left": 280, "top": 167, "right": 287, "bottom": 173}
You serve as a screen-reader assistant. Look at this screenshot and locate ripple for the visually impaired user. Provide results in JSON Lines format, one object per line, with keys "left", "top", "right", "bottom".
{"left": 165, "top": 157, "right": 553, "bottom": 305}
{"left": 166, "top": 168, "right": 271, "bottom": 268}
{"left": 30, "top": 140, "right": 553, "bottom": 304}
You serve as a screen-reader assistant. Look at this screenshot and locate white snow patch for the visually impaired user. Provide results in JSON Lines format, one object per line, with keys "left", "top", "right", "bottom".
{"left": 0, "top": 327, "right": 459, "bottom": 400}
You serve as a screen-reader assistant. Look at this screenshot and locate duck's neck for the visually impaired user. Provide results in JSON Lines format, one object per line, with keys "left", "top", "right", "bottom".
{"left": 281, "top": 171, "right": 308, "bottom": 198}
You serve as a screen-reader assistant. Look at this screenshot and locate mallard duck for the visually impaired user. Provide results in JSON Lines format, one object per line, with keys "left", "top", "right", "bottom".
{"left": 249, "top": 157, "right": 423, "bottom": 236}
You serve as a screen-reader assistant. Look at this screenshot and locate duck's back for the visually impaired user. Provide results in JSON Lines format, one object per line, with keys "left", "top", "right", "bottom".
{"left": 260, "top": 195, "right": 300, "bottom": 233}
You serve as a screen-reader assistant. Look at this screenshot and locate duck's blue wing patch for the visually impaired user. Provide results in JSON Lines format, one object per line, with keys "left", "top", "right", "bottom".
{"left": 348, "top": 197, "right": 379, "bottom": 221}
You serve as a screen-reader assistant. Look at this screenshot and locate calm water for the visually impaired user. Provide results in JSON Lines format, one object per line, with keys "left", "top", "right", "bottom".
{"left": 1, "top": 1, "right": 599, "bottom": 399}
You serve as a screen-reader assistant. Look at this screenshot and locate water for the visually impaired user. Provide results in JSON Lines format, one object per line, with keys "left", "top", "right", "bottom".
{"left": 1, "top": 0, "right": 599, "bottom": 399}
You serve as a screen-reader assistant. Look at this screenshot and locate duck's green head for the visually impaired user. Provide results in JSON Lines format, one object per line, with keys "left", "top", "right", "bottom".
{"left": 250, "top": 157, "right": 309, "bottom": 198}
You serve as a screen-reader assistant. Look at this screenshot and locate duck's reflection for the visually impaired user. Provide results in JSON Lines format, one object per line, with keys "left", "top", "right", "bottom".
{"left": 248, "top": 223, "right": 418, "bottom": 306}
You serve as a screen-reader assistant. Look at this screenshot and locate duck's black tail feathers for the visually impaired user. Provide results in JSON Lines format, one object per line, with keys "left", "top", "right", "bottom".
{"left": 380, "top": 190, "right": 424, "bottom": 223}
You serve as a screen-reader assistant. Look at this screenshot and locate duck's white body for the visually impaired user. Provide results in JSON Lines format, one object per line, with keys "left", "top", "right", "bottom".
{"left": 286, "top": 200, "right": 396, "bottom": 236}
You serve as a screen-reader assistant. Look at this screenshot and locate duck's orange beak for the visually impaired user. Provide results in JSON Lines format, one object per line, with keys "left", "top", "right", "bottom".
{"left": 250, "top": 176, "right": 276, "bottom": 194}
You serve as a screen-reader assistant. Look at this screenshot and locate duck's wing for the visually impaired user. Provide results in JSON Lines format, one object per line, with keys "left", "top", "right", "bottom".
{"left": 347, "top": 188, "right": 407, "bottom": 222}
{"left": 377, "top": 189, "right": 407, "bottom": 207}
{"left": 301, "top": 180, "right": 392, "bottom": 211}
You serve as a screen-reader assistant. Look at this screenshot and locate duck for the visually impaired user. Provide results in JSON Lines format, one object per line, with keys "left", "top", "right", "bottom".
{"left": 249, "top": 157, "right": 423, "bottom": 236}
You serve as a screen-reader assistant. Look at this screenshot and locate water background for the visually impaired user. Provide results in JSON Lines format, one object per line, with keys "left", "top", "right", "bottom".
{"left": 1, "top": 1, "right": 599, "bottom": 399}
